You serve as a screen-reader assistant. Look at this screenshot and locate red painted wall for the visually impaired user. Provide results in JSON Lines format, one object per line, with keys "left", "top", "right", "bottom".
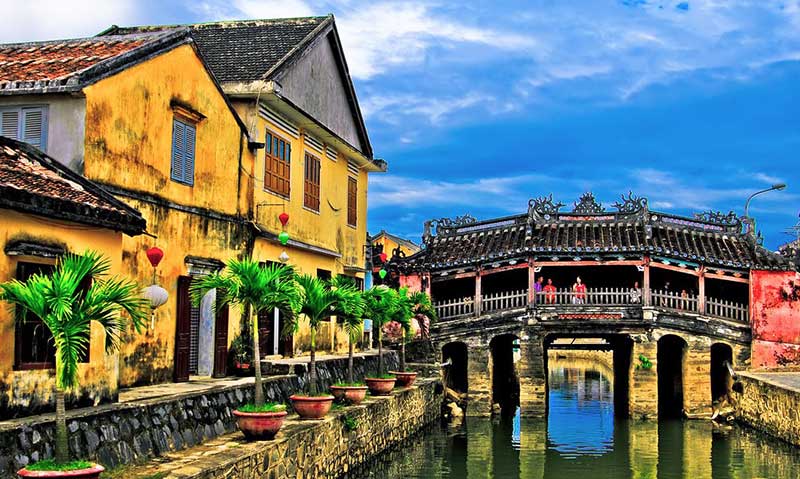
{"left": 400, "top": 273, "right": 428, "bottom": 294}
{"left": 751, "top": 270, "right": 800, "bottom": 369}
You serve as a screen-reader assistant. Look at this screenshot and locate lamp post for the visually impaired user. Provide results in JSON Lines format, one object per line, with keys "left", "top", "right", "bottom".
{"left": 744, "top": 183, "right": 786, "bottom": 235}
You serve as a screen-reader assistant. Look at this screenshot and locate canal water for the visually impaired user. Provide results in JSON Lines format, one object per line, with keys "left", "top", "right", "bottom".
{"left": 349, "top": 355, "right": 800, "bottom": 479}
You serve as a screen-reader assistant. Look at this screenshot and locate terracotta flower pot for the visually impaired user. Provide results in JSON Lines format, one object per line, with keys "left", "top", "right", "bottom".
{"left": 234, "top": 362, "right": 251, "bottom": 377}
{"left": 329, "top": 385, "right": 369, "bottom": 405}
{"left": 365, "top": 377, "right": 396, "bottom": 396}
{"left": 17, "top": 464, "right": 105, "bottom": 478}
{"left": 290, "top": 395, "right": 334, "bottom": 419}
{"left": 232, "top": 409, "right": 288, "bottom": 440}
{"left": 390, "top": 371, "right": 418, "bottom": 388}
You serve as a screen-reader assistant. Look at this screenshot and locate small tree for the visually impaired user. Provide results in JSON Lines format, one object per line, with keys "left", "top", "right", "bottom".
{"left": 191, "top": 260, "right": 300, "bottom": 407}
{"left": 363, "top": 286, "right": 398, "bottom": 376}
{"left": 0, "top": 251, "right": 147, "bottom": 465}
{"left": 329, "top": 276, "right": 366, "bottom": 384}
{"left": 290, "top": 275, "right": 339, "bottom": 395}
{"left": 409, "top": 290, "right": 438, "bottom": 360}
{"left": 391, "top": 287, "right": 415, "bottom": 371}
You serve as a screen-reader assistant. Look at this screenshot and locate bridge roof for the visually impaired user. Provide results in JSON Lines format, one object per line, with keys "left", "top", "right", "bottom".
{"left": 394, "top": 192, "right": 793, "bottom": 273}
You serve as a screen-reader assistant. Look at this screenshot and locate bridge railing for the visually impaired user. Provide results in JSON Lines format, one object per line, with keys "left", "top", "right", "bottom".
{"left": 534, "top": 287, "right": 637, "bottom": 306}
{"left": 706, "top": 296, "right": 749, "bottom": 323}
{"left": 482, "top": 289, "right": 528, "bottom": 313}
{"left": 434, "top": 296, "right": 475, "bottom": 320}
{"left": 650, "top": 289, "right": 699, "bottom": 313}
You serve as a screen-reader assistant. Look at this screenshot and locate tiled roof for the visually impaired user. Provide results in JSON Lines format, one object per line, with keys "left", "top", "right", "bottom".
{"left": 102, "top": 16, "right": 330, "bottom": 83}
{"left": 397, "top": 194, "right": 793, "bottom": 272}
{"left": 0, "top": 136, "right": 145, "bottom": 235}
{"left": 0, "top": 30, "right": 188, "bottom": 93}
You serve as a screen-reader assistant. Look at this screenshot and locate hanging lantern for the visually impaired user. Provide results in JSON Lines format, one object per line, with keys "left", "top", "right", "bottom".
{"left": 143, "top": 284, "right": 169, "bottom": 309}
{"left": 146, "top": 247, "right": 164, "bottom": 267}
{"left": 378, "top": 269, "right": 387, "bottom": 279}
{"left": 378, "top": 252, "right": 388, "bottom": 263}
{"left": 279, "top": 251, "right": 290, "bottom": 263}
{"left": 279, "top": 212, "right": 290, "bottom": 226}
{"left": 278, "top": 231, "right": 290, "bottom": 245}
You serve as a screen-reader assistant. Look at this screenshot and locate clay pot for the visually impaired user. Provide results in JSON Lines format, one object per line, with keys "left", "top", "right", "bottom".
{"left": 234, "top": 362, "right": 251, "bottom": 377}
{"left": 365, "top": 377, "right": 396, "bottom": 396}
{"left": 329, "top": 385, "right": 369, "bottom": 405}
{"left": 390, "top": 371, "right": 418, "bottom": 388}
{"left": 290, "top": 395, "right": 334, "bottom": 419}
{"left": 232, "top": 409, "right": 288, "bottom": 440}
{"left": 17, "top": 464, "right": 105, "bottom": 478}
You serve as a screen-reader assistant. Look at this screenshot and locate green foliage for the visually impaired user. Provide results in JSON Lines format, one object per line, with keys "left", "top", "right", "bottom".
{"left": 362, "top": 286, "right": 398, "bottom": 330}
{"left": 409, "top": 290, "right": 438, "bottom": 324}
{"left": 26, "top": 460, "right": 94, "bottom": 472}
{"left": 333, "top": 381, "right": 366, "bottom": 387}
{"left": 229, "top": 332, "right": 252, "bottom": 363}
{"left": 342, "top": 415, "right": 359, "bottom": 432}
{"left": 237, "top": 402, "right": 287, "bottom": 413}
{"left": 391, "top": 287, "right": 414, "bottom": 341}
{"left": 0, "top": 250, "right": 147, "bottom": 390}
{"left": 329, "top": 275, "right": 366, "bottom": 343}
{"left": 293, "top": 274, "right": 339, "bottom": 332}
{"left": 636, "top": 354, "right": 653, "bottom": 370}
{"left": 370, "top": 373, "right": 396, "bottom": 379}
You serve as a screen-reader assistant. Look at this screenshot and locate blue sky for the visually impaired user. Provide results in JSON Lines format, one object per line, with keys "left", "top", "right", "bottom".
{"left": 5, "top": 0, "right": 799, "bottom": 249}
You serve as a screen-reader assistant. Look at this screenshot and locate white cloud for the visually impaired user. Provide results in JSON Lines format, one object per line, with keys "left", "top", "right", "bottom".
{"left": 754, "top": 172, "right": 785, "bottom": 185}
{"left": 1, "top": 0, "right": 139, "bottom": 43}
{"left": 192, "top": 0, "right": 315, "bottom": 21}
{"left": 362, "top": 91, "right": 489, "bottom": 124}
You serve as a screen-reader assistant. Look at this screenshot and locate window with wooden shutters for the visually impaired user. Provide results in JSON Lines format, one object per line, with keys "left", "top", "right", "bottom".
{"left": 347, "top": 177, "right": 358, "bottom": 227}
{"left": 264, "top": 130, "right": 291, "bottom": 197}
{"left": 304, "top": 152, "right": 321, "bottom": 212}
{"left": 170, "top": 118, "right": 196, "bottom": 186}
{"left": 0, "top": 105, "right": 48, "bottom": 151}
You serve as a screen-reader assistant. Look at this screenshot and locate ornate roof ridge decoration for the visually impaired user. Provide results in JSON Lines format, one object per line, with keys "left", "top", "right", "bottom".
{"left": 612, "top": 191, "right": 648, "bottom": 214}
{"left": 423, "top": 214, "right": 477, "bottom": 242}
{"left": 693, "top": 210, "right": 740, "bottom": 227}
{"left": 528, "top": 194, "right": 565, "bottom": 221}
{"left": 572, "top": 192, "right": 605, "bottom": 214}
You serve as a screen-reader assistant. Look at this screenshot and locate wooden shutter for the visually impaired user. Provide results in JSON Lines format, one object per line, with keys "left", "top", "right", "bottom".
{"left": 184, "top": 123, "right": 196, "bottom": 186}
{"left": 22, "top": 107, "right": 45, "bottom": 150}
{"left": 264, "top": 130, "right": 291, "bottom": 197}
{"left": 1, "top": 109, "right": 20, "bottom": 139}
{"left": 171, "top": 119, "right": 185, "bottom": 183}
{"left": 347, "top": 177, "right": 358, "bottom": 226}
{"left": 174, "top": 276, "right": 192, "bottom": 382}
{"left": 212, "top": 299, "right": 229, "bottom": 378}
{"left": 304, "top": 153, "right": 321, "bottom": 211}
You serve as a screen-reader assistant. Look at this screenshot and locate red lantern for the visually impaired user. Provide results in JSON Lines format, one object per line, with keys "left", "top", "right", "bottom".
{"left": 378, "top": 252, "right": 388, "bottom": 263}
{"left": 146, "top": 247, "right": 164, "bottom": 267}
{"left": 279, "top": 212, "right": 290, "bottom": 226}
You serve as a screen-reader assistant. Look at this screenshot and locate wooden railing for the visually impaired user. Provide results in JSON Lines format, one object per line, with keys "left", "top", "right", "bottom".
{"left": 534, "top": 287, "right": 637, "bottom": 306}
{"left": 434, "top": 287, "right": 749, "bottom": 323}
{"left": 706, "top": 296, "right": 749, "bottom": 323}
{"left": 434, "top": 296, "right": 475, "bottom": 320}
{"left": 482, "top": 289, "right": 528, "bottom": 313}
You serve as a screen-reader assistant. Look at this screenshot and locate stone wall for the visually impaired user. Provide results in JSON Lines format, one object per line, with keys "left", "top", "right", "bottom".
{"left": 736, "top": 372, "right": 800, "bottom": 447}
{"left": 136, "top": 378, "right": 443, "bottom": 478}
{"left": 0, "top": 353, "right": 398, "bottom": 476}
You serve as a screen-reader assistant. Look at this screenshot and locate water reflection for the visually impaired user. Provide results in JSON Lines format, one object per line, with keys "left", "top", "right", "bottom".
{"left": 347, "top": 357, "right": 800, "bottom": 479}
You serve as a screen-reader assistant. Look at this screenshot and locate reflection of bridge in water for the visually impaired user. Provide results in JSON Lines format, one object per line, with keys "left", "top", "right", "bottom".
{"left": 394, "top": 193, "right": 796, "bottom": 418}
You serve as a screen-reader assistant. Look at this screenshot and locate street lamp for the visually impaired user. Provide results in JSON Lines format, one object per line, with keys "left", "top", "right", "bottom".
{"left": 744, "top": 183, "right": 787, "bottom": 219}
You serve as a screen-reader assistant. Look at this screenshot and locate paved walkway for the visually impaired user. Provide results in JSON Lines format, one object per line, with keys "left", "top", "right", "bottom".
{"left": 742, "top": 371, "right": 800, "bottom": 392}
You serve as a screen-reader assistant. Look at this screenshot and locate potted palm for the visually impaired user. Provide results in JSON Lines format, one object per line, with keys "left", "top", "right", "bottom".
{"left": 328, "top": 276, "right": 368, "bottom": 404}
{"left": 0, "top": 251, "right": 147, "bottom": 479}
{"left": 389, "top": 287, "right": 417, "bottom": 387}
{"left": 363, "top": 286, "right": 397, "bottom": 395}
{"left": 229, "top": 332, "right": 252, "bottom": 376}
{"left": 287, "top": 275, "right": 338, "bottom": 419}
{"left": 191, "top": 260, "right": 300, "bottom": 440}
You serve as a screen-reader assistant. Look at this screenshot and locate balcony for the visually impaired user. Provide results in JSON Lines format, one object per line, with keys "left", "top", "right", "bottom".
{"left": 433, "top": 286, "right": 749, "bottom": 324}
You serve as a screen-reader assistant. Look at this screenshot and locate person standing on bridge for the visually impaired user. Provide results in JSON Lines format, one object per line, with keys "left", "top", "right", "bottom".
{"left": 630, "top": 281, "right": 642, "bottom": 303}
{"left": 573, "top": 276, "right": 587, "bottom": 304}
{"left": 534, "top": 276, "right": 544, "bottom": 303}
{"left": 544, "top": 278, "right": 556, "bottom": 304}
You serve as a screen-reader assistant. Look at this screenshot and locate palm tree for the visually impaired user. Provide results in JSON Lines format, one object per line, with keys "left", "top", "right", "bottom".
{"left": 391, "top": 287, "right": 414, "bottom": 372}
{"left": 0, "top": 251, "right": 147, "bottom": 465}
{"left": 191, "top": 260, "right": 300, "bottom": 407}
{"left": 409, "top": 290, "right": 437, "bottom": 338}
{"left": 329, "top": 276, "right": 366, "bottom": 384}
{"left": 290, "top": 275, "right": 339, "bottom": 395}
{"left": 363, "top": 286, "right": 398, "bottom": 376}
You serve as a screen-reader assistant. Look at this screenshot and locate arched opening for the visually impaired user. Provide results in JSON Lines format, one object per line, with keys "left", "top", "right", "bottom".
{"left": 710, "top": 343, "right": 734, "bottom": 403}
{"left": 490, "top": 334, "right": 520, "bottom": 415}
{"left": 442, "top": 342, "right": 468, "bottom": 393}
{"left": 611, "top": 335, "right": 633, "bottom": 418}
{"left": 658, "top": 335, "right": 687, "bottom": 418}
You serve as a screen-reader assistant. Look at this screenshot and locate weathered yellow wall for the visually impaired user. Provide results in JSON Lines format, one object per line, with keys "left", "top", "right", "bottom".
{"left": 373, "top": 233, "right": 419, "bottom": 259}
{"left": 0, "top": 210, "right": 126, "bottom": 417}
{"left": 81, "top": 44, "right": 251, "bottom": 386}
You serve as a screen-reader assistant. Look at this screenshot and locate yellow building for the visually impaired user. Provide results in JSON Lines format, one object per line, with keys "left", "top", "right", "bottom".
{"left": 0, "top": 136, "right": 146, "bottom": 417}
{"left": 103, "top": 17, "right": 385, "bottom": 356}
{"left": 0, "top": 15, "right": 383, "bottom": 407}
{"left": 370, "top": 230, "right": 421, "bottom": 287}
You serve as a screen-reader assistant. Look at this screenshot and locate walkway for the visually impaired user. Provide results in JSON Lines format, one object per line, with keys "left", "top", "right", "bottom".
{"left": 742, "top": 371, "right": 800, "bottom": 392}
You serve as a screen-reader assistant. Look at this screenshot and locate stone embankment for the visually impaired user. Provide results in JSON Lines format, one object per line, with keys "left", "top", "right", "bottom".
{"left": 0, "top": 352, "right": 399, "bottom": 476}
{"left": 736, "top": 371, "right": 800, "bottom": 447}
{"left": 127, "top": 378, "right": 443, "bottom": 478}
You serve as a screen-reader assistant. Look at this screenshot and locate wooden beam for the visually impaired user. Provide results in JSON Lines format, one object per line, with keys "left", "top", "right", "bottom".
{"left": 643, "top": 258, "right": 651, "bottom": 306}
{"left": 649, "top": 261, "right": 701, "bottom": 276}
{"left": 705, "top": 272, "right": 749, "bottom": 284}
{"left": 528, "top": 259, "right": 535, "bottom": 305}
{"left": 431, "top": 270, "right": 478, "bottom": 282}
{"left": 475, "top": 272, "right": 482, "bottom": 317}
{"left": 698, "top": 266, "right": 706, "bottom": 314}
{"left": 534, "top": 260, "right": 644, "bottom": 267}
{"left": 480, "top": 262, "right": 529, "bottom": 276}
